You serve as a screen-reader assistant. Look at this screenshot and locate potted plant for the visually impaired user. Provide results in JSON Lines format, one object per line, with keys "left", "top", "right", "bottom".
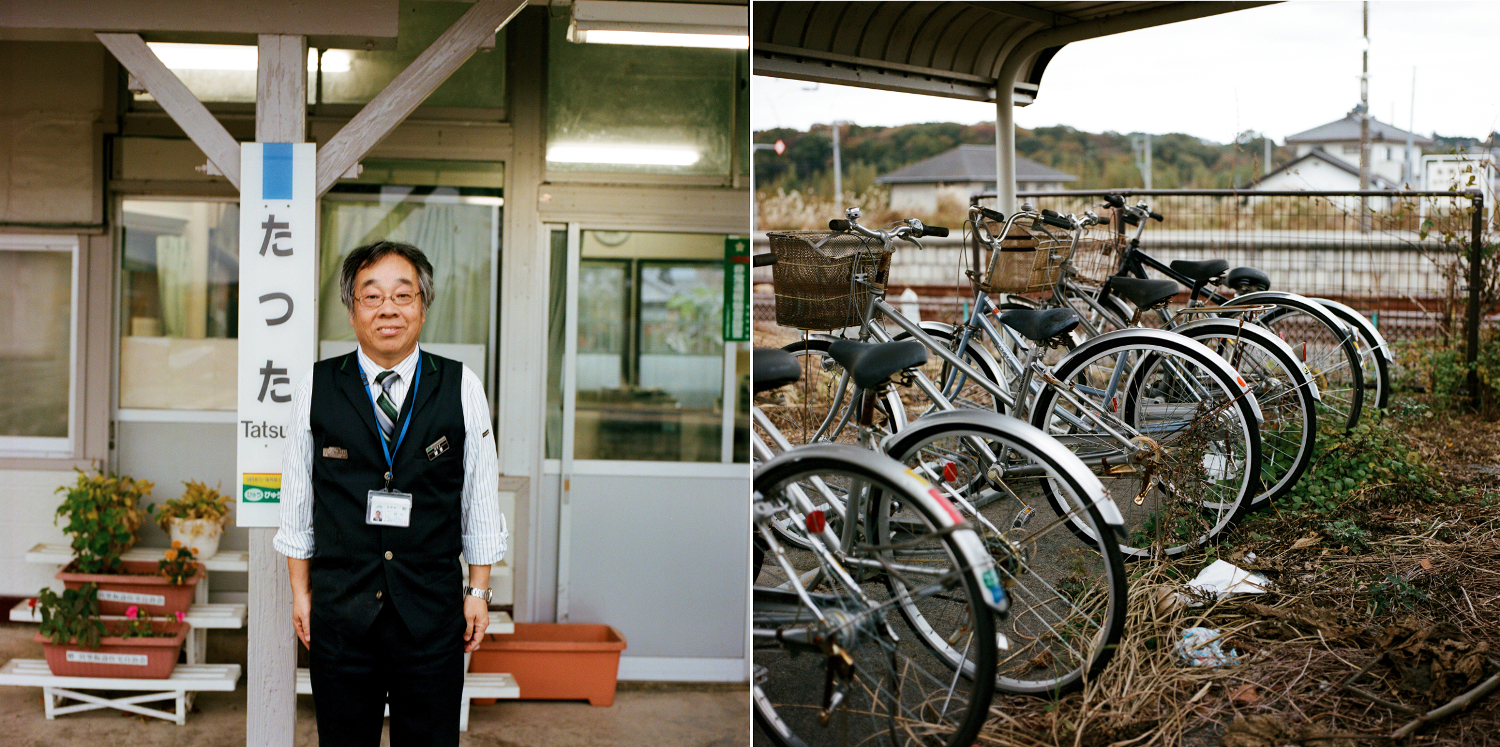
{"left": 156, "top": 480, "right": 232, "bottom": 558}
{"left": 34, "top": 582, "right": 188, "bottom": 679}
{"left": 53, "top": 469, "right": 204, "bottom": 616}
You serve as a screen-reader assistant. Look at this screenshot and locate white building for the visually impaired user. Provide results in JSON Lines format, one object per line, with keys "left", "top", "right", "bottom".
{"left": 876, "top": 144, "right": 1077, "bottom": 213}
{"left": 1283, "top": 108, "right": 1433, "bottom": 186}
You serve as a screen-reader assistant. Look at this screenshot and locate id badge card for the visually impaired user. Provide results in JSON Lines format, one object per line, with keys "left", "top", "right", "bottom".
{"left": 367, "top": 489, "right": 413, "bottom": 527}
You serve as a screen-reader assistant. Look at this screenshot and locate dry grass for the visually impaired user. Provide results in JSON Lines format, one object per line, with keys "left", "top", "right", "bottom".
{"left": 969, "top": 408, "right": 1500, "bottom": 747}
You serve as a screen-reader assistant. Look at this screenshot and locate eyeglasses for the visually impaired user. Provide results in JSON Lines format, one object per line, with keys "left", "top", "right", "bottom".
{"left": 358, "top": 291, "right": 422, "bottom": 309}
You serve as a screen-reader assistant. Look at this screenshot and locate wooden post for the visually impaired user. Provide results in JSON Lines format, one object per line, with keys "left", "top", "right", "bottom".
{"left": 500, "top": 6, "right": 547, "bottom": 624}
{"left": 247, "top": 34, "right": 306, "bottom": 747}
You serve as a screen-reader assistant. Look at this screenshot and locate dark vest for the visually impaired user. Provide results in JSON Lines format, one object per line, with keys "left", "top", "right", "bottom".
{"left": 308, "top": 350, "right": 467, "bottom": 641}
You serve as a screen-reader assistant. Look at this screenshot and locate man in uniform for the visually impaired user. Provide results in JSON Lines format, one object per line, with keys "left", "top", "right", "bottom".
{"left": 274, "top": 240, "right": 507, "bottom": 746}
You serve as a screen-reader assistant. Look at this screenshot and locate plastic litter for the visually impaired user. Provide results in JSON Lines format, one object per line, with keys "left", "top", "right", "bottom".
{"left": 1175, "top": 626, "right": 1242, "bottom": 666}
{"left": 1177, "top": 559, "right": 1271, "bottom": 607}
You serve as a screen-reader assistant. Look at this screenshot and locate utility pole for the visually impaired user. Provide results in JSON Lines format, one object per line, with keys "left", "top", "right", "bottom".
{"left": 1405, "top": 67, "right": 1417, "bottom": 186}
{"left": 1359, "top": 1, "right": 1371, "bottom": 231}
{"left": 1132, "top": 133, "right": 1152, "bottom": 190}
{"left": 830, "top": 121, "right": 845, "bottom": 210}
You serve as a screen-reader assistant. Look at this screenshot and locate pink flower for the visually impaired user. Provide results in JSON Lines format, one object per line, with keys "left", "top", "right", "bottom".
{"left": 175, "top": 610, "right": 185, "bottom": 623}
{"left": 27, "top": 598, "right": 36, "bottom": 609}
{"left": 126, "top": 605, "right": 138, "bottom": 619}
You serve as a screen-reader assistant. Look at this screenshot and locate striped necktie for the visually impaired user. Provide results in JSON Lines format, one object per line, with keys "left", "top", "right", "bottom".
{"left": 374, "top": 370, "right": 400, "bottom": 446}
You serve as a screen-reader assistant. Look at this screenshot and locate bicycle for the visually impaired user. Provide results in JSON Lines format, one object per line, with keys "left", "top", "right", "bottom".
{"left": 752, "top": 351, "right": 1002, "bottom": 745}
{"left": 753, "top": 346, "right": 1129, "bottom": 698}
{"left": 760, "top": 219, "right": 1264, "bottom": 561}
{"left": 950, "top": 203, "right": 1321, "bottom": 512}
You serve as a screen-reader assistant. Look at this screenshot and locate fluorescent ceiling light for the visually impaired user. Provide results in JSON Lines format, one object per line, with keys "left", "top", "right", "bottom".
{"left": 145, "top": 43, "right": 353, "bottom": 73}
{"left": 568, "top": 0, "right": 747, "bottom": 49}
{"left": 547, "top": 143, "right": 700, "bottom": 166}
{"left": 572, "top": 29, "right": 748, "bottom": 49}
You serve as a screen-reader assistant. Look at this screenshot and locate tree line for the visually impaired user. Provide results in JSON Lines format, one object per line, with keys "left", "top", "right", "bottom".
{"left": 752, "top": 121, "right": 1290, "bottom": 196}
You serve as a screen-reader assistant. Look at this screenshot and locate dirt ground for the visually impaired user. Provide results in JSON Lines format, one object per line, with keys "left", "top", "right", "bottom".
{"left": 974, "top": 404, "right": 1500, "bottom": 747}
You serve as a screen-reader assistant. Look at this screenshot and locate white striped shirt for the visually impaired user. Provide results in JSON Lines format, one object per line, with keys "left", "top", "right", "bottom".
{"left": 272, "top": 345, "right": 507, "bottom": 566}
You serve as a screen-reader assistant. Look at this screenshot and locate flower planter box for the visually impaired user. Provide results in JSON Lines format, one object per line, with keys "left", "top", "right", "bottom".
{"left": 468, "top": 623, "right": 626, "bottom": 706}
{"left": 57, "top": 560, "right": 204, "bottom": 617}
{"left": 36, "top": 620, "right": 189, "bottom": 679}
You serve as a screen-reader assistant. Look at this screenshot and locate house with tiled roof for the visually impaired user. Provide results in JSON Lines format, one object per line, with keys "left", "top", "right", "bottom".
{"left": 876, "top": 144, "right": 1077, "bottom": 213}
{"left": 1283, "top": 107, "right": 1433, "bottom": 186}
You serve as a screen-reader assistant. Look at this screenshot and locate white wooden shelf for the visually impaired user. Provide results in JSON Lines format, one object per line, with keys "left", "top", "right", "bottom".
{"left": 0, "top": 659, "right": 241, "bottom": 725}
{"left": 25, "top": 543, "right": 249, "bottom": 573}
{"left": 10, "top": 599, "right": 246, "bottom": 629}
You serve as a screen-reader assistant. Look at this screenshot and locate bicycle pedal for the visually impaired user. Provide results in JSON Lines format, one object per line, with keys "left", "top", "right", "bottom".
{"left": 1011, "top": 505, "right": 1034, "bottom": 530}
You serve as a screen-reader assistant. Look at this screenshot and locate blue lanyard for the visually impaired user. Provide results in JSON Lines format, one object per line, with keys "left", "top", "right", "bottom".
{"left": 358, "top": 352, "right": 422, "bottom": 482}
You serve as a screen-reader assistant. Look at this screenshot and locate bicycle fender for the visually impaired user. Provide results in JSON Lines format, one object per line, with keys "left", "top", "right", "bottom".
{"left": 1230, "top": 291, "right": 1355, "bottom": 337}
{"left": 1054, "top": 328, "right": 1265, "bottom": 423}
{"left": 758, "top": 443, "right": 1010, "bottom": 615}
{"left": 1313, "top": 297, "right": 1394, "bottom": 363}
{"left": 1172, "top": 317, "right": 1321, "bottom": 402}
{"left": 881, "top": 409, "right": 1121, "bottom": 531}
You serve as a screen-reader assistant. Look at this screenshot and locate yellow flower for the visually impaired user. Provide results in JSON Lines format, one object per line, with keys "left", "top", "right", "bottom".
{"left": 165, "top": 549, "right": 177, "bottom": 561}
{"left": 171, "top": 539, "right": 183, "bottom": 550}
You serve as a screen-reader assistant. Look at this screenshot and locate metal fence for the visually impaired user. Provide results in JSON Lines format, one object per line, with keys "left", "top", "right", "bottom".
{"left": 754, "top": 189, "right": 1493, "bottom": 349}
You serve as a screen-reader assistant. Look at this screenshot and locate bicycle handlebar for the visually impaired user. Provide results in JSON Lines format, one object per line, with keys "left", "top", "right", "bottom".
{"left": 752, "top": 253, "right": 777, "bottom": 267}
{"left": 922, "top": 225, "right": 950, "bottom": 237}
{"left": 975, "top": 206, "right": 1005, "bottom": 223}
{"left": 829, "top": 219, "right": 850, "bottom": 231}
{"left": 1038, "top": 209, "right": 1074, "bottom": 229}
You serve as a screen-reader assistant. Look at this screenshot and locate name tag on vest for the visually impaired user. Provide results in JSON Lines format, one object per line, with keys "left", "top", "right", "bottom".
{"left": 322, "top": 446, "right": 349, "bottom": 459}
{"left": 425, "top": 436, "right": 450, "bottom": 461}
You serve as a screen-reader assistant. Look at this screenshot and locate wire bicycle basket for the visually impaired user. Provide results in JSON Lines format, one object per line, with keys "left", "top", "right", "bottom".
{"left": 970, "top": 219, "right": 1073, "bottom": 294}
{"left": 1068, "top": 226, "right": 1128, "bottom": 286}
{"left": 768, "top": 231, "right": 891, "bottom": 330}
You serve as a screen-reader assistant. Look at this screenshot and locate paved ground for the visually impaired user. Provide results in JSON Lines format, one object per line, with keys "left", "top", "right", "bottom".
{"left": 0, "top": 622, "right": 749, "bottom": 747}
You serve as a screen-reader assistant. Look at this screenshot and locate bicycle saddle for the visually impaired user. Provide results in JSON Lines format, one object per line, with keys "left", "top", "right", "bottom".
{"left": 998, "top": 307, "right": 1080, "bottom": 343}
{"left": 1226, "top": 266, "right": 1272, "bottom": 293}
{"left": 1107, "top": 276, "right": 1180, "bottom": 309}
{"left": 827, "top": 340, "right": 928, "bottom": 390}
{"left": 753, "top": 348, "right": 802, "bottom": 394}
{"left": 1168, "top": 259, "right": 1229, "bottom": 283}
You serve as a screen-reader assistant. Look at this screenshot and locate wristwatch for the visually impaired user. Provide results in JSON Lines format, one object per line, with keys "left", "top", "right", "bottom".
{"left": 463, "top": 585, "right": 494, "bottom": 603}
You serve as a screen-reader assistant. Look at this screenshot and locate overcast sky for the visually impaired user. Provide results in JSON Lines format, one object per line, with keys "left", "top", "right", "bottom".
{"left": 751, "top": 1, "right": 1500, "bottom": 145}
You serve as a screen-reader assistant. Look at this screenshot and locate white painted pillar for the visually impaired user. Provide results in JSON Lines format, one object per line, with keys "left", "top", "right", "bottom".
{"left": 994, "top": 75, "right": 1016, "bottom": 215}
{"left": 248, "top": 33, "right": 306, "bottom": 747}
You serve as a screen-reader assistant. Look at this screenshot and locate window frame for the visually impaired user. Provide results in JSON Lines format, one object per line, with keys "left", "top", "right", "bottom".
{"left": 0, "top": 234, "right": 82, "bottom": 460}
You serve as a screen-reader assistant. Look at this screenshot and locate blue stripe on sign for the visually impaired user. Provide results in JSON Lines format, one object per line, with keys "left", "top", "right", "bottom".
{"left": 262, "top": 143, "right": 294, "bottom": 200}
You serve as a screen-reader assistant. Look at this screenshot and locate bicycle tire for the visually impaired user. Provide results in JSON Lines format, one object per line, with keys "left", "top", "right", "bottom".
{"left": 1313, "top": 297, "right": 1392, "bottom": 414}
{"left": 1230, "top": 291, "right": 1364, "bottom": 433}
{"left": 1030, "top": 329, "right": 1262, "bottom": 560}
{"left": 875, "top": 410, "right": 1129, "bottom": 696}
{"left": 752, "top": 444, "right": 999, "bottom": 747}
{"left": 1171, "top": 318, "right": 1318, "bottom": 511}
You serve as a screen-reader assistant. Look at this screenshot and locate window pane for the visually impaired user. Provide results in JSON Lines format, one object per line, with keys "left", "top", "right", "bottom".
{"left": 0, "top": 247, "right": 71, "bottom": 437}
{"left": 545, "top": 229, "right": 568, "bottom": 460}
{"left": 319, "top": 194, "right": 497, "bottom": 384}
{"left": 573, "top": 231, "right": 725, "bottom": 462}
{"left": 119, "top": 201, "right": 239, "bottom": 410}
{"left": 546, "top": 17, "right": 735, "bottom": 176}
{"left": 321, "top": 1, "right": 505, "bottom": 108}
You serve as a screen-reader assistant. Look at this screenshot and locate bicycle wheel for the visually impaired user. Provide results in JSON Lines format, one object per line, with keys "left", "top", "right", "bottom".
{"left": 875, "top": 410, "right": 1129, "bottom": 696}
{"left": 1313, "top": 298, "right": 1392, "bottom": 414}
{"left": 759, "top": 338, "right": 906, "bottom": 446}
{"left": 1030, "top": 329, "right": 1262, "bottom": 560}
{"left": 1172, "top": 318, "right": 1318, "bottom": 511}
{"left": 753, "top": 444, "right": 999, "bottom": 747}
{"left": 1231, "top": 292, "right": 1364, "bottom": 432}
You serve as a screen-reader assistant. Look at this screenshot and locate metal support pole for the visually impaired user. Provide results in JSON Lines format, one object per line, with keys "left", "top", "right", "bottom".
{"left": 1468, "top": 192, "right": 1485, "bottom": 411}
{"left": 995, "top": 79, "right": 1017, "bottom": 215}
{"left": 831, "top": 121, "right": 843, "bottom": 211}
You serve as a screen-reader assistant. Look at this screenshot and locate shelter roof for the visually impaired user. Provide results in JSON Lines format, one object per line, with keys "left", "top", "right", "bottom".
{"left": 753, "top": 2, "right": 1277, "bottom": 104}
{"left": 876, "top": 144, "right": 1076, "bottom": 184}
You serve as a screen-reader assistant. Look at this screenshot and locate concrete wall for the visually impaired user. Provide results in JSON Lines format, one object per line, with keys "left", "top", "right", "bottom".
{"left": 0, "top": 41, "right": 106, "bottom": 226}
